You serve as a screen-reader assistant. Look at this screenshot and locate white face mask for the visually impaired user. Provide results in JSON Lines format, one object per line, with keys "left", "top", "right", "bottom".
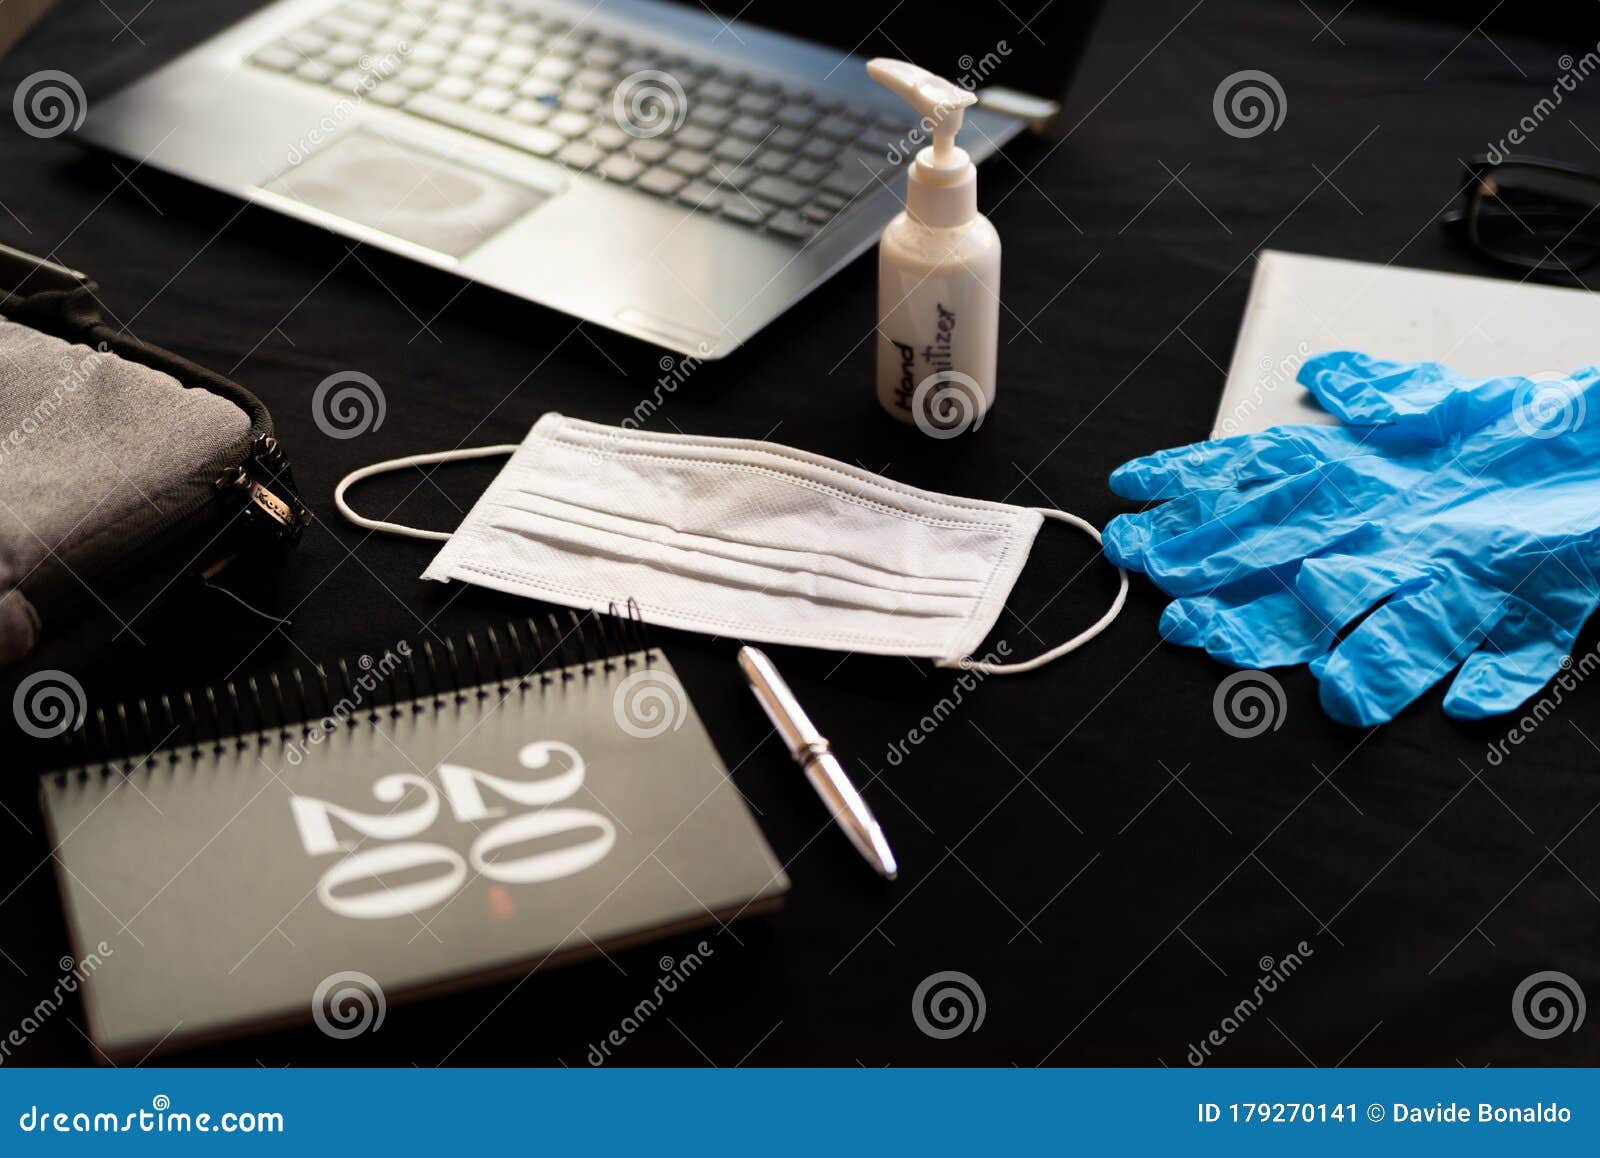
{"left": 335, "top": 414, "right": 1125, "bottom": 674}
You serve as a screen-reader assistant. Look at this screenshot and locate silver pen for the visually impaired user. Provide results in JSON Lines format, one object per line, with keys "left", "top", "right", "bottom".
{"left": 737, "top": 645, "right": 898, "bottom": 881}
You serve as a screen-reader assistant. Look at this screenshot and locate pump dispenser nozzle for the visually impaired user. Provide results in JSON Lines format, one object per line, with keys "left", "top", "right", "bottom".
{"left": 866, "top": 58, "right": 979, "bottom": 227}
{"left": 865, "top": 58, "right": 976, "bottom": 168}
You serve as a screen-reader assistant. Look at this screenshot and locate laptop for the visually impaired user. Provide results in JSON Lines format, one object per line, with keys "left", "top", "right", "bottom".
{"left": 1213, "top": 250, "right": 1600, "bottom": 437}
{"left": 76, "top": 0, "right": 1101, "bottom": 358}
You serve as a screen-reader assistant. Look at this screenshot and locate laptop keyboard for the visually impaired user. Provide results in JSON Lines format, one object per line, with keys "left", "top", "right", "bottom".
{"left": 248, "top": 0, "right": 911, "bottom": 244}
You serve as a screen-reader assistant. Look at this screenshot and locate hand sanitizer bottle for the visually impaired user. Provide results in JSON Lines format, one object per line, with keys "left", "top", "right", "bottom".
{"left": 868, "top": 59, "right": 1001, "bottom": 433}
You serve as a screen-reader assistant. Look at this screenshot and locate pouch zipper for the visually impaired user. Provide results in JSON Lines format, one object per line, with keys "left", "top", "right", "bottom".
{"left": 214, "top": 433, "right": 313, "bottom": 544}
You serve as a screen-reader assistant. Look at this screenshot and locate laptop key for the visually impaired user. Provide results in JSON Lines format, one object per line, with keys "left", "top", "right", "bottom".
{"left": 666, "top": 149, "right": 711, "bottom": 177}
{"left": 713, "top": 136, "right": 759, "bottom": 162}
{"left": 708, "top": 162, "right": 753, "bottom": 189}
{"left": 677, "top": 181, "right": 723, "bottom": 211}
{"left": 775, "top": 103, "right": 818, "bottom": 129}
{"left": 589, "top": 123, "right": 631, "bottom": 151}
{"left": 323, "top": 42, "right": 364, "bottom": 67}
{"left": 628, "top": 138, "right": 673, "bottom": 163}
{"left": 286, "top": 29, "right": 329, "bottom": 54}
{"left": 495, "top": 44, "right": 538, "bottom": 70}
{"left": 572, "top": 68, "right": 616, "bottom": 91}
{"left": 752, "top": 149, "right": 794, "bottom": 175}
{"left": 480, "top": 64, "right": 522, "bottom": 89}
{"left": 674, "top": 125, "right": 717, "bottom": 151}
{"left": 393, "top": 65, "right": 439, "bottom": 89}
{"left": 636, "top": 167, "right": 687, "bottom": 197}
{"left": 766, "top": 210, "right": 816, "bottom": 241}
{"left": 405, "top": 92, "right": 563, "bottom": 156}
{"left": 557, "top": 141, "right": 605, "bottom": 170}
{"left": 295, "top": 59, "right": 337, "bottom": 83}
{"left": 788, "top": 159, "right": 829, "bottom": 184}
{"left": 814, "top": 115, "right": 857, "bottom": 140}
{"left": 722, "top": 197, "right": 775, "bottom": 225}
{"left": 430, "top": 75, "right": 475, "bottom": 101}
{"left": 517, "top": 75, "right": 561, "bottom": 99}
{"left": 562, "top": 88, "right": 601, "bottom": 112}
{"left": 687, "top": 102, "right": 733, "bottom": 129}
{"left": 368, "top": 81, "right": 409, "bottom": 106}
{"left": 698, "top": 79, "right": 736, "bottom": 104}
{"left": 597, "top": 154, "right": 645, "bottom": 183}
{"left": 547, "top": 111, "right": 593, "bottom": 137}
{"left": 406, "top": 41, "right": 447, "bottom": 65}
{"left": 457, "top": 33, "right": 499, "bottom": 58}
{"left": 470, "top": 87, "right": 515, "bottom": 113}
{"left": 251, "top": 45, "right": 301, "bottom": 71}
{"left": 509, "top": 99, "right": 551, "bottom": 123}
{"left": 736, "top": 92, "right": 779, "bottom": 117}
{"left": 728, "top": 115, "right": 770, "bottom": 141}
{"left": 801, "top": 203, "right": 834, "bottom": 224}
{"left": 533, "top": 58, "right": 576, "bottom": 81}
{"left": 746, "top": 174, "right": 810, "bottom": 208}
{"left": 769, "top": 127, "right": 805, "bottom": 151}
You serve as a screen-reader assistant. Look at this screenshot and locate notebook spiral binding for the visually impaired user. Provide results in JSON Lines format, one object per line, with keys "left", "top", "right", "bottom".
{"left": 58, "top": 601, "right": 652, "bottom": 778}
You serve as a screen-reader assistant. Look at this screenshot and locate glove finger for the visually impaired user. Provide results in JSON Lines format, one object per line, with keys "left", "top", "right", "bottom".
{"left": 1294, "top": 550, "right": 1428, "bottom": 635}
{"left": 1300, "top": 351, "right": 1542, "bottom": 443}
{"left": 1160, "top": 570, "right": 1337, "bottom": 667}
{"left": 1443, "top": 597, "right": 1589, "bottom": 720}
{"left": 1109, "top": 425, "right": 1355, "bottom": 501}
{"left": 1104, "top": 485, "right": 1258, "bottom": 570}
{"left": 1136, "top": 460, "right": 1386, "bottom": 596}
{"left": 1309, "top": 580, "right": 1502, "bottom": 726}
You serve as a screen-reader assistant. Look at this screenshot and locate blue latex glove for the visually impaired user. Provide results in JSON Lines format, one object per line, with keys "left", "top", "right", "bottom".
{"left": 1105, "top": 351, "right": 1600, "bottom": 726}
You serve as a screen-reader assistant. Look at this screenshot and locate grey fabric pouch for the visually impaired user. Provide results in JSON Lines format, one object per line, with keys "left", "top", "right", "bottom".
{"left": 0, "top": 244, "right": 310, "bottom": 671}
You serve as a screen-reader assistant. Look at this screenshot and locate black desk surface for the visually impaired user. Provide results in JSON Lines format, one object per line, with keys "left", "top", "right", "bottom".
{"left": 2, "top": 0, "right": 1598, "bottom": 1066}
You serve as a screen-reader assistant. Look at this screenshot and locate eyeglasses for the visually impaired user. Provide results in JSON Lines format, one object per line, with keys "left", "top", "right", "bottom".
{"left": 1442, "top": 155, "right": 1600, "bottom": 280}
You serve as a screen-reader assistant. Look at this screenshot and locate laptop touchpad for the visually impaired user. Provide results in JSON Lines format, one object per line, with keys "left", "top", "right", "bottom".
{"left": 262, "top": 130, "right": 550, "bottom": 259}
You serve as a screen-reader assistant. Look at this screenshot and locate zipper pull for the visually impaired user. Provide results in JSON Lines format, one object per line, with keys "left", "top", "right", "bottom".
{"left": 216, "top": 434, "right": 313, "bottom": 543}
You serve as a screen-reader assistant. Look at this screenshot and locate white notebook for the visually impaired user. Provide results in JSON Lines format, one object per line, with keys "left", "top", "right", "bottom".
{"left": 1213, "top": 250, "right": 1600, "bottom": 437}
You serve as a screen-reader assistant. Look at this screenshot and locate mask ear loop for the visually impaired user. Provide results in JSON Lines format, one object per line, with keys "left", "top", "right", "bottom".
{"left": 943, "top": 508, "right": 1129, "bottom": 675}
{"left": 334, "top": 445, "right": 519, "bottom": 541}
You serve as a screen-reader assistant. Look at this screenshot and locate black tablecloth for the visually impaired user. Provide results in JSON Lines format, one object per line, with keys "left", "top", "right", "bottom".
{"left": 2, "top": 0, "right": 1597, "bottom": 1066}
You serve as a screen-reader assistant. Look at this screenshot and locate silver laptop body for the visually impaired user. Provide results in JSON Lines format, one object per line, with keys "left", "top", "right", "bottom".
{"left": 78, "top": 0, "right": 1092, "bottom": 357}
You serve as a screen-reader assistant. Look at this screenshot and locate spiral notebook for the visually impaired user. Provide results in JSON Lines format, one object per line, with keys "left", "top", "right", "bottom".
{"left": 41, "top": 614, "right": 788, "bottom": 1061}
